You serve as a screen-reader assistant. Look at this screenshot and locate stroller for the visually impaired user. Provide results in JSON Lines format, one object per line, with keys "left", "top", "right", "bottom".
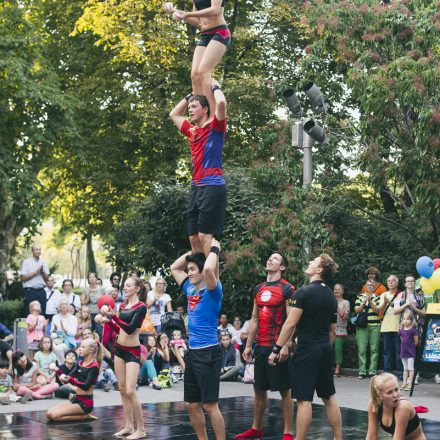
{"left": 160, "top": 312, "right": 187, "bottom": 381}
{"left": 160, "top": 311, "right": 186, "bottom": 338}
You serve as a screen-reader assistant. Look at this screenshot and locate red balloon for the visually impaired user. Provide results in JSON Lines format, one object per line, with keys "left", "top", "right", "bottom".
{"left": 98, "top": 295, "right": 115, "bottom": 310}
{"left": 434, "top": 259, "right": 440, "bottom": 270}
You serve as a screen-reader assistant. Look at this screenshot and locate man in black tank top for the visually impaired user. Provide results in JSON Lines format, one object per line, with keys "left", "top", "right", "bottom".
{"left": 268, "top": 254, "right": 342, "bottom": 440}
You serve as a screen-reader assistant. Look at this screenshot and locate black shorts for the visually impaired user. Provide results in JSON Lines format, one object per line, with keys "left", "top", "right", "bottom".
{"left": 198, "top": 25, "right": 231, "bottom": 49}
{"left": 114, "top": 343, "right": 141, "bottom": 365}
{"left": 187, "top": 185, "right": 226, "bottom": 236}
{"left": 71, "top": 394, "right": 94, "bottom": 414}
{"left": 292, "top": 343, "right": 335, "bottom": 401}
{"left": 254, "top": 346, "right": 291, "bottom": 392}
{"left": 184, "top": 345, "right": 222, "bottom": 404}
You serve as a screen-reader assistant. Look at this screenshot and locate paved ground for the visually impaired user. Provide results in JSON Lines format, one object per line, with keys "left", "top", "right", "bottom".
{"left": 2, "top": 376, "right": 439, "bottom": 421}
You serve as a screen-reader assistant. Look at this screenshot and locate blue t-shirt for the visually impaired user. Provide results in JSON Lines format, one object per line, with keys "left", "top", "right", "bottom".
{"left": 182, "top": 279, "right": 223, "bottom": 349}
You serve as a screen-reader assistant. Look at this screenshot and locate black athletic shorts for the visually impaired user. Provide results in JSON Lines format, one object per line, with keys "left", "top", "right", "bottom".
{"left": 254, "top": 345, "right": 291, "bottom": 392}
{"left": 71, "top": 394, "right": 94, "bottom": 414}
{"left": 292, "top": 343, "right": 335, "bottom": 401}
{"left": 184, "top": 345, "right": 222, "bottom": 403}
{"left": 187, "top": 184, "right": 226, "bottom": 236}
{"left": 198, "top": 25, "right": 231, "bottom": 49}
{"left": 114, "top": 343, "right": 141, "bottom": 365}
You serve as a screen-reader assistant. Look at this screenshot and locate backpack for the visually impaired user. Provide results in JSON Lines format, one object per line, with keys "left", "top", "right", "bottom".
{"left": 157, "top": 368, "right": 172, "bottom": 388}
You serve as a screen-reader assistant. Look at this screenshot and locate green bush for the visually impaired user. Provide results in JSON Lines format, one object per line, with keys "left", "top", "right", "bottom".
{"left": 5, "top": 281, "right": 24, "bottom": 301}
{"left": 0, "top": 299, "right": 24, "bottom": 328}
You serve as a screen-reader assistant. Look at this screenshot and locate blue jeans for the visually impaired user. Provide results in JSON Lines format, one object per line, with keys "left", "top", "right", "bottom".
{"left": 140, "top": 359, "right": 158, "bottom": 380}
{"left": 154, "top": 325, "right": 162, "bottom": 333}
{"left": 97, "top": 368, "right": 118, "bottom": 385}
{"left": 382, "top": 331, "right": 403, "bottom": 376}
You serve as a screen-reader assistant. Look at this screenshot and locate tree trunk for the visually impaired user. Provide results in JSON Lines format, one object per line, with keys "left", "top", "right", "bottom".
{"left": 86, "top": 232, "right": 97, "bottom": 275}
{"left": 0, "top": 217, "right": 20, "bottom": 296}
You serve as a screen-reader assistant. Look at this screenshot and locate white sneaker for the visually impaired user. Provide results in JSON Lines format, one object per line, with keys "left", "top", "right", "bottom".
{"left": 435, "top": 374, "right": 440, "bottom": 384}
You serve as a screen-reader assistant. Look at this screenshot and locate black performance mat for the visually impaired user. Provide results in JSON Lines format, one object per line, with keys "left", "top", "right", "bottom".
{"left": 0, "top": 396, "right": 439, "bottom": 439}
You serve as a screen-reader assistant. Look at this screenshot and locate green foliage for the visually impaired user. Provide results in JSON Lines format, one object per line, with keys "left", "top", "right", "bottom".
{"left": 0, "top": 300, "right": 23, "bottom": 328}
{"left": 5, "top": 281, "right": 24, "bottom": 302}
{"left": 297, "top": 0, "right": 440, "bottom": 249}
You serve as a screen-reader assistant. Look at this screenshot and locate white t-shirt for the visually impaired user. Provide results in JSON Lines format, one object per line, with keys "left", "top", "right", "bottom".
{"left": 217, "top": 323, "right": 235, "bottom": 335}
{"left": 45, "top": 287, "right": 63, "bottom": 316}
{"left": 229, "top": 326, "right": 243, "bottom": 345}
{"left": 20, "top": 257, "right": 49, "bottom": 289}
{"left": 15, "top": 362, "right": 37, "bottom": 385}
{"left": 52, "top": 313, "right": 78, "bottom": 337}
{"left": 147, "top": 292, "right": 172, "bottom": 326}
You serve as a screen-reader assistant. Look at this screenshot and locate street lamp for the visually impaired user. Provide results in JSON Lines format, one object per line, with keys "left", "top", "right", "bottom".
{"left": 283, "top": 83, "right": 328, "bottom": 186}
{"left": 302, "top": 82, "right": 328, "bottom": 113}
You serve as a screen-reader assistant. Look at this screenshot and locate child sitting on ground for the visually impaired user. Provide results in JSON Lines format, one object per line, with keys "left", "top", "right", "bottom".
{"left": 54, "top": 350, "right": 78, "bottom": 399}
{"left": 169, "top": 329, "right": 187, "bottom": 372}
{"left": 219, "top": 333, "right": 241, "bottom": 381}
{"left": 34, "top": 336, "right": 58, "bottom": 385}
{"left": 0, "top": 359, "right": 13, "bottom": 405}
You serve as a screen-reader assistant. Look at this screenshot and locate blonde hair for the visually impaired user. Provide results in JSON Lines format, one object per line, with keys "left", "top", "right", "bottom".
{"left": 77, "top": 305, "right": 91, "bottom": 324}
{"left": 82, "top": 338, "right": 103, "bottom": 367}
{"left": 370, "top": 373, "right": 397, "bottom": 413}
{"left": 29, "top": 300, "right": 41, "bottom": 313}
{"left": 400, "top": 311, "right": 416, "bottom": 328}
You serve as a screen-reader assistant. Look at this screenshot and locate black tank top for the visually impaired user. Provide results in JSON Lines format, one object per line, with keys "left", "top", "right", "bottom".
{"left": 194, "top": 0, "right": 225, "bottom": 11}
{"left": 378, "top": 403, "right": 421, "bottom": 435}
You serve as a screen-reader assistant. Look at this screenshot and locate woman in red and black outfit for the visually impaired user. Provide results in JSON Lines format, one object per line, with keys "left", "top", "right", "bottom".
{"left": 46, "top": 338, "right": 101, "bottom": 421}
{"left": 164, "top": 0, "right": 231, "bottom": 120}
{"left": 103, "top": 277, "right": 147, "bottom": 440}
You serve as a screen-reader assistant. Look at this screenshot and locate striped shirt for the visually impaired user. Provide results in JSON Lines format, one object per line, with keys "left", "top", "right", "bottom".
{"left": 355, "top": 294, "right": 381, "bottom": 325}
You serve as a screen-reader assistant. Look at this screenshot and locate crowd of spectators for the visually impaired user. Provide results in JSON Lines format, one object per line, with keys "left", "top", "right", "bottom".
{"left": 0, "top": 246, "right": 439, "bottom": 407}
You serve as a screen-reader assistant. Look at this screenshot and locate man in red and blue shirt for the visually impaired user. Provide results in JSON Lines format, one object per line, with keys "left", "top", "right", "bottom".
{"left": 170, "top": 79, "right": 227, "bottom": 257}
{"left": 236, "top": 252, "right": 296, "bottom": 440}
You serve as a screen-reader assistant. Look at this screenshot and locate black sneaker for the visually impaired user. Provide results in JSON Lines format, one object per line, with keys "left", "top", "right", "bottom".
{"left": 357, "top": 374, "right": 366, "bottom": 380}
{"left": 113, "top": 383, "right": 120, "bottom": 391}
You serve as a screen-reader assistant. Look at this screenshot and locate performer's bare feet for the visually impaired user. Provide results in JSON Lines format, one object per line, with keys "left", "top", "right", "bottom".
{"left": 114, "top": 427, "right": 134, "bottom": 437}
{"left": 87, "top": 414, "right": 98, "bottom": 420}
{"left": 126, "top": 431, "right": 146, "bottom": 440}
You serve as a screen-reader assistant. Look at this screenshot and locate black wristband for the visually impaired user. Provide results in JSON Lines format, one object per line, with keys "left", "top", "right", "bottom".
{"left": 212, "top": 85, "right": 221, "bottom": 92}
{"left": 185, "top": 92, "right": 193, "bottom": 101}
{"left": 272, "top": 344, "right": 282, "bottom": 354}
{"left": 210, "top": 246, "right": 220, "bottom": 255}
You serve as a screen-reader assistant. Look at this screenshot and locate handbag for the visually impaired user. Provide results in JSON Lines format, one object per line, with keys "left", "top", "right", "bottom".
{"left": 351, "top": 309, "right": 368, "bottom": 328}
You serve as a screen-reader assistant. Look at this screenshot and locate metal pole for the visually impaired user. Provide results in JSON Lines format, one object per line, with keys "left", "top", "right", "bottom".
{"left": 302, "top": 131, "right": 312, "bottom": 186}
{"left": 291, "top": 120, "right": 312, "bottom": 258}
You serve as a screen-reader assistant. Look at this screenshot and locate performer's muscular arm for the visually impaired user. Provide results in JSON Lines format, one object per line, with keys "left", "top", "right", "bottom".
{"left": 212, "top": 79, "right": 227, "bottom": 121}
{"left": 169, "top": 98, "right": 189, "bottom": 131}
{"left": 243, "top": 303, "right": 258, "bottom": 362}
{"left": 268, "top": 307, "right": 302, "bottom": 365}
{"left": 329, "top": 322, "right": 336, "bottom": 345}
{"left": 204, "top": 238, "right": 220, "bottom": 291}
{"left": 171, "top": 251, "right": 192, "bottom": 287}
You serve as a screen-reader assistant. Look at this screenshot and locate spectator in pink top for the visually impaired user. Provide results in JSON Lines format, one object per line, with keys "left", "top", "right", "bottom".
{"left": 26, "top": 301, "right": 46, "bottom": 361}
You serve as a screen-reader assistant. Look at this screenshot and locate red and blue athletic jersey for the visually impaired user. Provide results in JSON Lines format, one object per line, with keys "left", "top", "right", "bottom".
{"left": 180, "top": 116, "right": 226, "bottom": 186}
{"left": 253, "top": 278, "right": 295, "bottom": 347}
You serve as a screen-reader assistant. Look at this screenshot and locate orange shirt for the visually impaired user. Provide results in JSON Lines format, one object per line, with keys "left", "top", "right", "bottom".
{"left": 361, "top": 282, "right": 387, "bottom": 295}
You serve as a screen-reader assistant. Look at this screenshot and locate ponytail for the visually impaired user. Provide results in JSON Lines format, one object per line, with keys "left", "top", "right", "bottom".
{"left": 370, "top": 373, "right": 397, "bottom": 413}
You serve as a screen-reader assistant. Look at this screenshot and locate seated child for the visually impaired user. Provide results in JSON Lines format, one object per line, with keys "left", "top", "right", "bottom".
{"left": 34, "top": 337, "right": 58, "bottom": 385}
{"left": 220, "top": 333, "right": 241, "bottom": 381}
{"left": 0, "top": 359, "right": 13, "bottom": 405}
{"left": 54, "top": 350, "right": 78, "bottom": 399}
{"left": 169, "top": 329, "right": 187, "bottom": 372}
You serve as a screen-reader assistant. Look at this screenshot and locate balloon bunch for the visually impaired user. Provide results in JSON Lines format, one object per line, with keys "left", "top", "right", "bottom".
{"left": 416, "top": 256, "right": 440, "bottom": 294}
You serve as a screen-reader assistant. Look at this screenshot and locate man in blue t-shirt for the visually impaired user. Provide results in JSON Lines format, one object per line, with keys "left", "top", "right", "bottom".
{"left": 171, "top": 238, "right": 225, "bottom": 440}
